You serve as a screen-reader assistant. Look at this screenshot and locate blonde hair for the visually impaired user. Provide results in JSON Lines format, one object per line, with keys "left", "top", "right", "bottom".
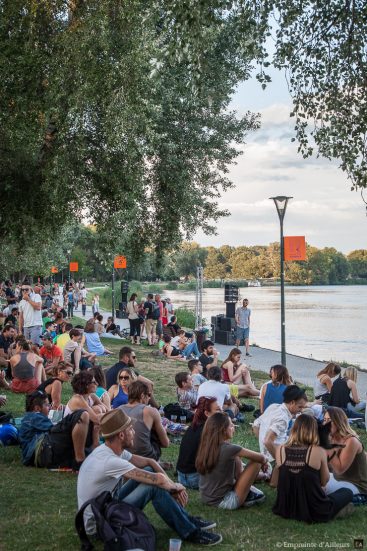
{"left": 327, "top": 407, "right": 358, "bottom": 439}
{"left": 286, "top": 414, "right": 319, "bottom": 447}
{"left": 344, "top": 366, "right": 358, "bottom": 383}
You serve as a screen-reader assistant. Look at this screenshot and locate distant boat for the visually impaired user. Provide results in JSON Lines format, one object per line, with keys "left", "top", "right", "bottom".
{"left": 248, "top": 280, "right": 261, "bottom": 287}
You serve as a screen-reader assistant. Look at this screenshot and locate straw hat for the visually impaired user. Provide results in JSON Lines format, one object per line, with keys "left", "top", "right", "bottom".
{"left": 100, "top": 409, "right": 132, "bottom": 438}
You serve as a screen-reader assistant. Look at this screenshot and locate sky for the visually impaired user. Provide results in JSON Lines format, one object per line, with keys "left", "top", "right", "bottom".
{"left": 194, "top": 68, "right": 367, "bottom": 254}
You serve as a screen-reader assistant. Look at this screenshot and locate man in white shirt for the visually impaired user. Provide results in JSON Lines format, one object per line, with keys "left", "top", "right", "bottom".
{"left": 77, "top": 409, "right": 222, "bottom": 546}
{"left": 196, "top": 366, "right": 239, "bottom": 419}
{"left": 18, "top": 284, "right": 43, "bottom": 344}
{"left": 253, "top": 385, "right": 308, "bottom": 462}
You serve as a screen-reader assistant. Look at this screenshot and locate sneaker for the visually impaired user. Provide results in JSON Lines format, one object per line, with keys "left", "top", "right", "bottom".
{"left": 246, "top": 352, "right": 252, "bottom": 357}
{"left": 243, "top": 488, "right": 266, "bottom": 507}
{"left": 187, "top": 530, "right": 223, "bottom": 546}
{"left": 234, "top": 413, "right": 245, "bottom": 423}
{"left": 240, "top": 403, "right": 255, "bottom": 412}
{"left": 189, "top": 516, "right": 217, "bottom": 531}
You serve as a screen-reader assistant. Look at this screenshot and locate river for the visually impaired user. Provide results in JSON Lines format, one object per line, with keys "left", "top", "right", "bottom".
{"left": 166, "top": 285, "right": 367, "bottom": 371}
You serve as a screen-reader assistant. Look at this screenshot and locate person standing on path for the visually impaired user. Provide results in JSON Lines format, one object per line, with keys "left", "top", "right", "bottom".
{"left": 235, "top": 298, "right": 251, "bottom": 356}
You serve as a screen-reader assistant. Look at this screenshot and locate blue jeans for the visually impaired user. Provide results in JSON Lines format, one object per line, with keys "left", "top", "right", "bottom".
{"left": 177, "top": 471, "right": 199, "bottom": 489}
{"left": 116, "top": 478, "right": 197, "bottom": 540}
{"left": 182, "top": 342, "right": 200, "bottom": 359}
{"left": 346, "top": 401, "right": 365, "bottom": 419}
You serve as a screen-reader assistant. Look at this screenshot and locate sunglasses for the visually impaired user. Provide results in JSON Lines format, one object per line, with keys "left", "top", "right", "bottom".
{"left": 131, "top": 355, "right": 136, "bottom": 360}
{"left": 65, "top": 371, "right": 73, "bottom": 376}
{"left": 119, "top": 375, "right": 130, "bottom": 380}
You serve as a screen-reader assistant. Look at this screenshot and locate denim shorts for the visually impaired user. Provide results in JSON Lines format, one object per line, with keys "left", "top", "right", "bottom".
{"left": 218, "top": 490, "right": 240, "bottom": 510}
{"left": 236, "top": 327, "right": 249, "bottom": 340}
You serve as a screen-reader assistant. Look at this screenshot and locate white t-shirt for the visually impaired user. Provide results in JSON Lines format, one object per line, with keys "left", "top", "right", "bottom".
{"left": 77, "top": 444, "right": 134, "bottom": 534}
{"left": 171, "top": 336, "right": 180, "bottom": 349}
{"left": 80, "top": 288, "right": 87, "bottom": 299}
{"left": 196, "top": 380, "right": 231, "bottom": 408}
{"left": 19, "top": 293, "right": 42, "bottom": 327}
{"left": 253, "top": 402, "right": 293, "bottom": 462}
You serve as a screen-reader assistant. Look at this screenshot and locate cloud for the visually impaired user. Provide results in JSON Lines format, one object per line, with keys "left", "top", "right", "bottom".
{"left": 194, "top": 101, "right": 366, "bottom": 253}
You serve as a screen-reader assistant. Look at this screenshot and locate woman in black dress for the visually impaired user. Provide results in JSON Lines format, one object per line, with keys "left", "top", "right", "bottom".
{"left": 273, "top": 414, "right": 354, "bottom": 522}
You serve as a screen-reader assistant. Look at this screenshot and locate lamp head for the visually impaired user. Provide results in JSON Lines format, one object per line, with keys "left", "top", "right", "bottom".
{"left": 270, "top": 195, "right": 293, "bottom": 221}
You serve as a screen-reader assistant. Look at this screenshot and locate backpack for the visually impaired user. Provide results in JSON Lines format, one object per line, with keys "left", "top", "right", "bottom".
{"left": 151, "top": 302, "right": 160, "bottom": 320}
{"left": 75, "top": 491, "right": 156, "bottom": 551}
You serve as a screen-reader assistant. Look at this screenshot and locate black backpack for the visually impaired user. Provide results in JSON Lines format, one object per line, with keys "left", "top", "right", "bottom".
{"left": 75, "top": 491, "right": 156, "bottom": 551}
{"left": 151, "top": 301, "right": 160, "bottom": 320}
{"left": 163, "top": 403, "right": 194, "bottom": 422}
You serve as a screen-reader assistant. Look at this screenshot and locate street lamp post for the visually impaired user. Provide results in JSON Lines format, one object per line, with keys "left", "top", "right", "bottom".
{"left": 67, "top": 249, "right": 71, "bottom": 288}
{"left": 111, "top": 263, "right": 116, "bottom": 322}
{"left": 270, "top": 196, "right": 293, "bottom": 366}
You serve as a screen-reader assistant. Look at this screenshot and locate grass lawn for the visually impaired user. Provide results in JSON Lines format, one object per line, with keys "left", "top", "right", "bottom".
{"left": 0, "top": 336, "right": 366, "bottom": 551}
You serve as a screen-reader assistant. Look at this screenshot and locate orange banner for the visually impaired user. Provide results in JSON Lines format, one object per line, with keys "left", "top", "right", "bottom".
{"left": 51, "top": 266, "right": 58, "bottom": 274}
{"left": 284, "top": 236, "right": 306, "bottom": 261}
{"left": 69, "top": 262, "right": 79, "bottom": 272}
{"left": 114, "top": 255, "right": 127, "bottom": 269}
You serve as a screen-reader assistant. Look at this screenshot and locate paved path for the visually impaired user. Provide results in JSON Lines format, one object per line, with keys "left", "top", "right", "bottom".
{"left": 214, "top": 343, "right": 367, "bottom": 396}
{"left": 77, "top": 297, "right": 367, "bottom": 396}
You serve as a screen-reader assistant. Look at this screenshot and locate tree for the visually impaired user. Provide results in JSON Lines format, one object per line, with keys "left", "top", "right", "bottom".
{"left": 203, "top": 247, "right": 228, "bottom": 279}
{"left": 348, "top": 250, "right": 367, "bottom": 279}
{"left": 174, "top": 242, "right": 207, "bottom": 279}
{"left": 160, "top": 1, "right": 367, "bottom": 191}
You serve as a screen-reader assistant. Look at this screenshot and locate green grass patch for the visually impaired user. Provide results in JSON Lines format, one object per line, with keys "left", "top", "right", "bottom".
{"left": 0, "top": 340, "right": 366, "bottom": 550}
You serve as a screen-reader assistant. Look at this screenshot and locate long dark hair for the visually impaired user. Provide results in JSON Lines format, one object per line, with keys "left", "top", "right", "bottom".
{"left": 195, "top": 412, "right": 230, "bottom": 475}
{"left": 222, "top": 347, "right": 241, "bottom": 367}
{"left": 270, "top": 365, "right": 292, "bottom": 386}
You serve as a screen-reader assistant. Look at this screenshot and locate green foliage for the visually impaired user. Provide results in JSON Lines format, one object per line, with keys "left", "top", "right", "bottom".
{"left": 347, "top": 249, "right": 367, "bottom": 279}
{"left": 175, "top": 307, "right": 196, "bottom": 329}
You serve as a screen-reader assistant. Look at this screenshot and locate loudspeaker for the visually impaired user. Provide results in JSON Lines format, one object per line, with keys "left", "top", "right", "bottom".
{"left": 116, "top": 309, "right": 128, "bottom": 319}
{"left": 119, "top": 302, "right": 127, "bottom": 311}
{"left": 121, "top": 281, "right": 129, "bottom": 294}
{"left": 214, "top": 329, "right": 235, "bottom": 345}
{"left": 224, "top": 284, "right": 239, "bottom": 303}
{"left": 226, "top": 303, "right": 236, "bottom": 318}
{"left": 220, "top": 317, "right": 232, "bottom": 331}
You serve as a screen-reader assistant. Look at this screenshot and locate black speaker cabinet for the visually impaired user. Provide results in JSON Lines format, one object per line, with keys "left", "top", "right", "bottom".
{"left": 225, "top": 303, "right": 236, "bottom": 318}
{"left": 214, "top": 329, "right": 235, "bottom": 345}
{"left": 220, "top": 317, "right": 232, "bottom": 331}
{"left": 121, "top": 281, "right": 129, "bottom": 294}
{"left": 224, "top": 284, "right": 239, "bottom": 303}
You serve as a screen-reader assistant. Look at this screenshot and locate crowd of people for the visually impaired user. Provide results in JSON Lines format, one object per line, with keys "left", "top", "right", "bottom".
{"left": 1, "top": 279, "right": 366, "bottom": 547}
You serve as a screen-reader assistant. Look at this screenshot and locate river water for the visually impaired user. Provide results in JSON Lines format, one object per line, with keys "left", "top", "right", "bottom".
{"left": 166, "top": 286, "right": 367, "bottom": 371}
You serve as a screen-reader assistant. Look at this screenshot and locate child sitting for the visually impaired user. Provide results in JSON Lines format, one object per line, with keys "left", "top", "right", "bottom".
{"left": 175, "top": 372, "right": 198, "bottom": 411}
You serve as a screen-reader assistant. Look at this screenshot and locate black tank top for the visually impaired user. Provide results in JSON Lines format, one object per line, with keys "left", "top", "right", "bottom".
{"left": 273, "top": 446, "right": 335, "bottom": 523}
{"left": 37, "top": 378, "right": 62, "bottom": 403}
{"left": 329, "top": 376, "right": 351, "bottom": 408}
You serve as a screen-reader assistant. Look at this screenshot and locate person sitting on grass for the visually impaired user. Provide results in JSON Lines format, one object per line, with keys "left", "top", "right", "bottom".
{"left": 55, "top": 322, "right": 73, "bottom": 350}
{"left": 313, "top": 362, "right": 341, "bottom": 404}
{"left": 64, "top": 328, "right": 95, "bottom": 372}
{"left": 90, "top": 366, "right": 111, "bottom": 410}
{"left": 188, "top": 358, "right": 207, "bottom": 389}
{"left": 106, "top": 347, "right": 158, "bottom": 408}
{"left": 259, "top": 364, "right": 292, "bottom": 414}
{"left": 196, "top": 412, "right": 267, "bottom": 509}
{"left": 253, "top": 385, "right": 308, "bottom": 463}
{"left": 221, "top": 348, "right": 260, "bottom": 398}
{"left": 176, "top": 397, "right": 220, "bottom": 489}
{"left": 64, "top": 371, "right": 107, "bottom": 438}
{"left": 108, "top": 368, "right": 135, "bottom": 409}
{"left": 19, "top": 390, "right": 92, "bottom": 471}
{"left": 0, "top": 337, "right": 45, "bottom": 394}
{"left": 39, "top": 332, "right": 63, "bottom": 374}
{"left": 83, "top": 319, "right": 113, "bottom": 357}
{"left": 272, "top": 413, "right": 354, "bottom": 522}
{"left": 324, "top": 407, "right": 367, "bottom": 496}
{"left": 120, "top": 380, "right": 169, "bottom": 461}
{"left": 329, "top": 367, "right": 366, "bottom": 419}
{"left": 196, "top": 366, "right": 240, "bottom": 420}
{"left": 36, "top": 361, "right": 74, "bottom": 409}
{"left": 175, "top": 372, "right": 198, "bottom": 411}
{"left": 198, "top": 340, "right": 218, "bottom": 378}
{"left": 77, "top": 408, "right": 223, "bottom": 546}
